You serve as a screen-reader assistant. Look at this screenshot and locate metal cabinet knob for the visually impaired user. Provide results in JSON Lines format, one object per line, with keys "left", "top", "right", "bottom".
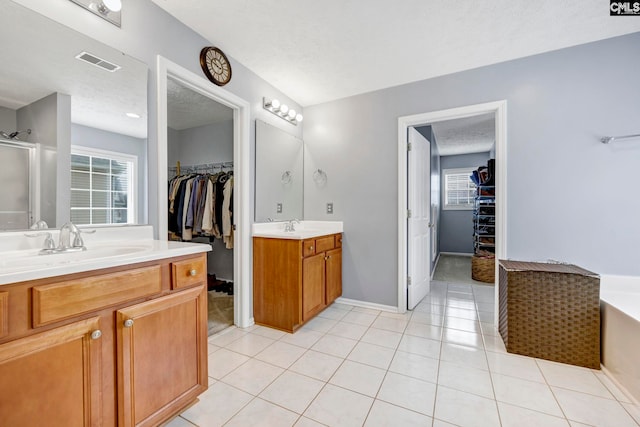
{"left": 309, "top": 246, "right": 314, "bottom": 251}
{"left": 189, "top": 269, "right": 197, "bottom": 277}
{"left": 123, "top": 319, "right": 134, "bottom": 328}
{"left": 90, "top": 330, "right": 102, "bottom": 340}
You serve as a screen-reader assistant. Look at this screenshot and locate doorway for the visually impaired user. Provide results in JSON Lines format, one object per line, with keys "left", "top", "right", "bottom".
{"left": 157, "top": 56, "right": 252, "bottom": 328}
{"left": 398, "top": 100, "right": 507, "bottom": 319}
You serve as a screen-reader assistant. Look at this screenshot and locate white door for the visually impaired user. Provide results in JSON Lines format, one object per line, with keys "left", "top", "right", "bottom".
{"left": 407, "top": 127, "right": 431, "bottom": 309}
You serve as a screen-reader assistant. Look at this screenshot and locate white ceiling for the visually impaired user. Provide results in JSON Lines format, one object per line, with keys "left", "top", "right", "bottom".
{"left": 0, "top": 0, "right": 147, "bottom": 139}
{"left": 167, "top": 78, "right": 233, "bottom": 130}
{"left": 428, "top": 113, "right": 496, "bottom": 156}
{"left": 150, "top": 0, "right": 640, "bottom": 107}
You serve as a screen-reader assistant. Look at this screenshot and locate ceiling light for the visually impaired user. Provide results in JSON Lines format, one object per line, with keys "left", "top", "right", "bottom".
{"left": 126, "top": 112, "right": 141, "bottom": 119}
{"left": 101, "top": 0, "right": 122, "bottom": 12}
{"left": 68, "top": 0, "right": 122, "bottom": 27}
{"left": 262, "top": 97, "right": 303, "bottom": 126}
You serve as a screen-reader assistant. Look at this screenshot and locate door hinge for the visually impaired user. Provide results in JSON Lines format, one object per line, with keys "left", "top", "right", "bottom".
{"left": 407, "top": 209, "right": 412, "bottom": 218}
{"left": 407, "top": 142, "right": 412, "bottom": 151}
{"left": 407, "top": 276, "right": 412, "bottom": 285}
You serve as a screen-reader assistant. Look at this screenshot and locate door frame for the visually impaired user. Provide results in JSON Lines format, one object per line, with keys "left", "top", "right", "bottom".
{"left": 156, "top": 56, "right": 253, "bottom": 328}
{"left": 397, "top": 100, "right": 507, "bottom": 315}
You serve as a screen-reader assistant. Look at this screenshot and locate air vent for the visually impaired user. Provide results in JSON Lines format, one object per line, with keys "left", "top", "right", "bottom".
{"left": 75, "top": 51, "right": 121, "bottom": 72}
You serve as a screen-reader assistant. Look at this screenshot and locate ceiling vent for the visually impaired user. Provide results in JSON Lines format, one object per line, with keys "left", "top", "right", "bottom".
{"left": 75, "top": 51, "right": 121, "bottom": 72}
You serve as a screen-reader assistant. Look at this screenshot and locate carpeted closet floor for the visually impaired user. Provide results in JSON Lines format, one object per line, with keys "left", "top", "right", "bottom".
{"left": 207, "top": 278, "right": 234, "bottom": 336}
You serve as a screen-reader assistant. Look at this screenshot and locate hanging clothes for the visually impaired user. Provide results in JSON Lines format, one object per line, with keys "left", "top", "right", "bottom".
{"left": 168, "top": 169, "right": 234, "bottom": 245}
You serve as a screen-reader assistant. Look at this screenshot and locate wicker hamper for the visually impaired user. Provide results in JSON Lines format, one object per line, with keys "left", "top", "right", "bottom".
{"left": 498, "top": 260, "right": 600, "bottom": 369}
{"left": 471, "top": 255, "right": 495, "bottom": 283}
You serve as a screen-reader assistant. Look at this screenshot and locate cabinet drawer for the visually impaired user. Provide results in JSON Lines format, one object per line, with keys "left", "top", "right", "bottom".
{"left": 172, "top": 256, "right": 207, "bottom": 289}
{"left": 335, "top": 234, "right": 342, "bottom": 248}
{"left": 32, "top": 265, "right": 162, "bottom": 327}
{"left": 0, "top": 292, "right": 7, "bottom": 339}
{"left": 315, "top": 235, "right": 335, "bottom": 253}
{"left": 303, "top": 239, "right": 316, "bottom": 257}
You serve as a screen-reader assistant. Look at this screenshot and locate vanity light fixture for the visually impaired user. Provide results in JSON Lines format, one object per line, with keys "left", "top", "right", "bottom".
{"left": 263, "top": 97, "right": 303, "bottom": 126}
{"left": 126, "top": 112, "right": 141, "bottom": 119}
{"left": 69, "top": 0, "right": 122, "bottom": 27}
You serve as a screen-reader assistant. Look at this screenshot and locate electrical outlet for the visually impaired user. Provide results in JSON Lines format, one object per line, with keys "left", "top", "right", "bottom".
{"left": 326, "top": 202, "right": 333, "bottom": 214}
{"left": 276, "top": 203, "right": 282, "bottom": 213}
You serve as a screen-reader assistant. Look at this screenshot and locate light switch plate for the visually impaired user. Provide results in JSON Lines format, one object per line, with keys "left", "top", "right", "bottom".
{"left": 326, "top": 203, "right": 333, "bottom": 214}
{"left": 276, "top": 203, "right": 282, "bottom": 213}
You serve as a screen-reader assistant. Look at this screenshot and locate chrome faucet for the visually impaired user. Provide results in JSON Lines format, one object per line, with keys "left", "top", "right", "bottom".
{"left": 58, "top": 222, "right": 86, "bottom": 251}
{"left": 284, "top": 219, "right": 300, "bottom": 232}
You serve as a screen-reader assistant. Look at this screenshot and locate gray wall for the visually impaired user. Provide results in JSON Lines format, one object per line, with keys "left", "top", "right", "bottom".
{"left": 17, "top": 92, "right": 71, "bottom": 227}
{"left": 71, "top": 123, "right": 148, "bottom": 225}
{"left": 304, "top": 33, "right": 640, "bottom": 307}
{"left": 439, "top": 152, "right": 491, "bottom": 254}
{"left": 0, "top": 106, "right": 16, "bottom": 131}
{"left": 168, "top": 120, "right": 234, "bottom": 281}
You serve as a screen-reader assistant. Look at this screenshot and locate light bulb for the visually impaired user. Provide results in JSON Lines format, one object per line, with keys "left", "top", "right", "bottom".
{"left": 288, "top": 109, "right": 297, "bottom": 119}
{"left": 270, "top": 99, "right": 280, "bottom": 110}
{"left": 280, "top": 104, "right": 289, "bottom": 115}
{"left": 102, "top": 0, "right": 122, "bottom": 12}
{"left": 296, "top": 114, "right": 303, "bottom": 122}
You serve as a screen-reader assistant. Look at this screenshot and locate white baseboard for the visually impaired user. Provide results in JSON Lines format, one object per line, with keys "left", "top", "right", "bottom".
{"left": 600, "top": 365, "right": 640, "bottom": 406}
{"left": 440, "top": 252, "right": 474, "bottom": 257}
{"left": 334, "top": 297, "right": 399, "bottom": 313}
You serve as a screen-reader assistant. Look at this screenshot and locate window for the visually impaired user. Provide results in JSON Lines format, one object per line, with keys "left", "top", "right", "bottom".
{"left": 442, "top": 167, "right": 476, "bottom": 210}
{"left": 70, "top": 147, "right": 137, "bottom": 225}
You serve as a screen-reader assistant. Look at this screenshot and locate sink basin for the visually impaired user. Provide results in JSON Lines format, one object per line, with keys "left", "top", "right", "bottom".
{"left": 0, "top": 243, "right": 153, "bottom": 273}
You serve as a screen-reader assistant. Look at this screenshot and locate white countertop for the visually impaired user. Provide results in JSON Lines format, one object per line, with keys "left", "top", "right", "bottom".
{"left": 252, "top": 221, "right": 343, "bottom": 240}
{"left": 0, "top": 225, "right": 211, "bottom": 285}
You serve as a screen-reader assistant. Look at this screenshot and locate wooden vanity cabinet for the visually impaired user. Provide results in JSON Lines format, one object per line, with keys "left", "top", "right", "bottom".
{"left": 254, "top": 233, "right": 342, "bottom": 332}
{"left": 0, "top": 253, "right": 208, "bottom": 427}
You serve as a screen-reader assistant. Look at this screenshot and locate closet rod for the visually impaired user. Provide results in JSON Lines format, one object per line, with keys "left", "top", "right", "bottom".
{"left": 600, "top": 133, "right": 640, "bottom": 144}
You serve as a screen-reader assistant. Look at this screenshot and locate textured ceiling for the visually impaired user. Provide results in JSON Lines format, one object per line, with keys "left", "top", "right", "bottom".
{"left": 150, "top": 0, "right": 640, "bottom": 107}
{"left": 429, "top": 113, "right": 495, "bottom": 156}
{"left": 167, "top": 78, "right": 233, "bottom": 131}
{"left": 0, "top": 0, "right": 147, "bottom": 138}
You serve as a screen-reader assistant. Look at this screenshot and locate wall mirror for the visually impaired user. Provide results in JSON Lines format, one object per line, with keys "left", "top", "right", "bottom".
{"left": 255, "top": 120, "right": 303, "bottom": 222}
{"left": 0, "top": 0, "right": 148, "bottom": 230}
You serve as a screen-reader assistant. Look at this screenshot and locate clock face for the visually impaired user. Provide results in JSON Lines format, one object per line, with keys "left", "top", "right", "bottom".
{"left": 200, "top": 47, "right": 232, "bottom": 86}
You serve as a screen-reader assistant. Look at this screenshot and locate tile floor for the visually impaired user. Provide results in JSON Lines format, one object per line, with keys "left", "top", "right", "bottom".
{"left": 167, "top": 281, "right": 640, "bottom": 427}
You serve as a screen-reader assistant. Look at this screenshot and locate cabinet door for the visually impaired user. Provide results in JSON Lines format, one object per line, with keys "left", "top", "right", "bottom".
{"left": 116, "top": 286, "right": 208, "bottom": 427}
{"left": 325, "top": 248, "right": 342, "bottom": 305}
{"left": 0, "top": 317, "right": 102, "bottom": 427}
{"left": 303, "top": 253, "right": 326, "bottom": 321}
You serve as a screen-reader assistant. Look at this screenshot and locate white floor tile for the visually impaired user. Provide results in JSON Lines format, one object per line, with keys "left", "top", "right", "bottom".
{"left": 432, "top": 420, "right": 459, "bottom": 427}
{"left": 537, "top": 360, "right": 614, "bottom": 399}
{"left": 377, "top": 372, "right": 437, "bottom": 416}
{"left": 397, "top": 334, "right": 441, "bottom": 359}
{"left": 448, "top": 284, "right": 473, "bottom": 293}
{"left": 486, "top": 351, "right": 546, "bottom": 383}
{"left": 207, "top": 348, "right": 250, "bottom": 379}
{"left": 445, "top": 307, "right": 478, "bottom": 320}
{"left": 302, "top": 316, "right": 339, "bottom": 333}
{"left": 347, "top": 341, "right": 396, "bottom": 370}
{"left": 208, "top": 342, "right": 221, "bottom": 354}
{"left": 371, "top": 316, "right": 409, "bottom": 333}
{"left": 434, "top": 385, "right": 500, "bottom": 427}
{"left": 442, "top": 328, "right": 484, "bottom": 348}
{"left": 294, "top": 416, "right": 325, "bottom": 427}
{"left": 208, "top": 327, "right": 247, "bottom": 347}
{"left": 279, "top": 329, "right": 324, "bottom": 349}
{"left": 482, "top": 334, "right": 506, "bottom": 353}
{"left": 341, "top": 311, "right": 378, "bottom": 327}
{"left": 492, "top": 373, "right": 564, "bottom": 417}
{"left": 329, "top": 360, "right": 386, "bottom": 397}
{"left": 361, "top": 327, "right": 403, "bottom": 349}
{"left": 331, "top": 302, "right": 355, "bottom": 312}
{"left": 317, "top": 306, "right": 350, "bottom": 321}
{"left": 221, "top": 358, "right": 284, "bottom": 395}
{"left": 289, "top": 350, "right": 344, "bottom": 381}
{"left": 311, "top": 334, "right": 358, "bottom": 358}
{"left": 437, "top": 360, "right": 494, "bottom": 399}
{"left": 163, "top": 416, "right": 195, "bottom": 427}
{"left": 440, "top": 342, "right": 488, "bottom": 371}
{"left": 446, "top": 298, "right": 477, "bottom": 310}
{"left": 404, "top": 322, "right": 443, "bottom": 341}
{"left": 498, "top": 402, "right": 570, "bottom": 427}
{"left": 413, "top": 302, "right": 446, "bottom": 315}
{"left": 477, "top": 310, "right": 494, "bottom": 323}
{"left": 260, "top": 371, "right": 325, "bottom": 414}
{"left": 389, "top": 351, "right": 439, "bottom": 383}
{"left": 364, "top": 400, "right": 433, "bottom": 426}
{"left": 327, "top": 321, "right": 369, "bottom": 340}
{"left": 250, "top": 325, "right": 288, "bottom": 340}
{"left": 444, "top": 316, "right": 481, "bottom": 333}
{"left": 225, "top": 333, "right": 276, "bottom": 357}
{"left": 409, "top": 311, "right": 444, "bottom": 327}
{"left": 480, "top": 321, "right": 499, "bottom": 335}
{"left": 304, "top": 384, "right": 374, "bottom": 427}
{"left": 180, "top": 381, "right": 253, "bottom": 426}
{"left": 594, "top": 371, "right": 634, "bottom": 403}
{"left": 255, "top": 340, "right": 307, "bottom": 369}
{"left": 552, "top": 386, "right": 638, "bottom": 427}
{"left": 351, "top": 306, "right": 382, "bottom": 315}
{"left": 379, "top": 311, "right": 412, "bottom": 321}
{"left": 622, "top": 402, "right": 640, "bottom": 425}
{"left": 475, "top": 301, "right": 495, "bottom": 313}
{"left": 225, "top": 397, "right": 299, "bottom": 427}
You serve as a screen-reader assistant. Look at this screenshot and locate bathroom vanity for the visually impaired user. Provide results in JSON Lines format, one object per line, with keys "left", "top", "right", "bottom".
{"left": 253, "top": 221, "right": 343, "bottom": 332}
{"left": 0, "top": 226, "right": 210, "bottom": 426}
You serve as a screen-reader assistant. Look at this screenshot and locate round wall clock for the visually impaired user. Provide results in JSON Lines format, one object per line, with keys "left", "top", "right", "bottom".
{"left": 199, "top": 46, "right": 232, "bottom": 86}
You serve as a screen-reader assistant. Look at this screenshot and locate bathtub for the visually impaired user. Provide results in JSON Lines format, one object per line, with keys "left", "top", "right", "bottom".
{"left": 600, "top": 275, "right": 640, "bottom": 404}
